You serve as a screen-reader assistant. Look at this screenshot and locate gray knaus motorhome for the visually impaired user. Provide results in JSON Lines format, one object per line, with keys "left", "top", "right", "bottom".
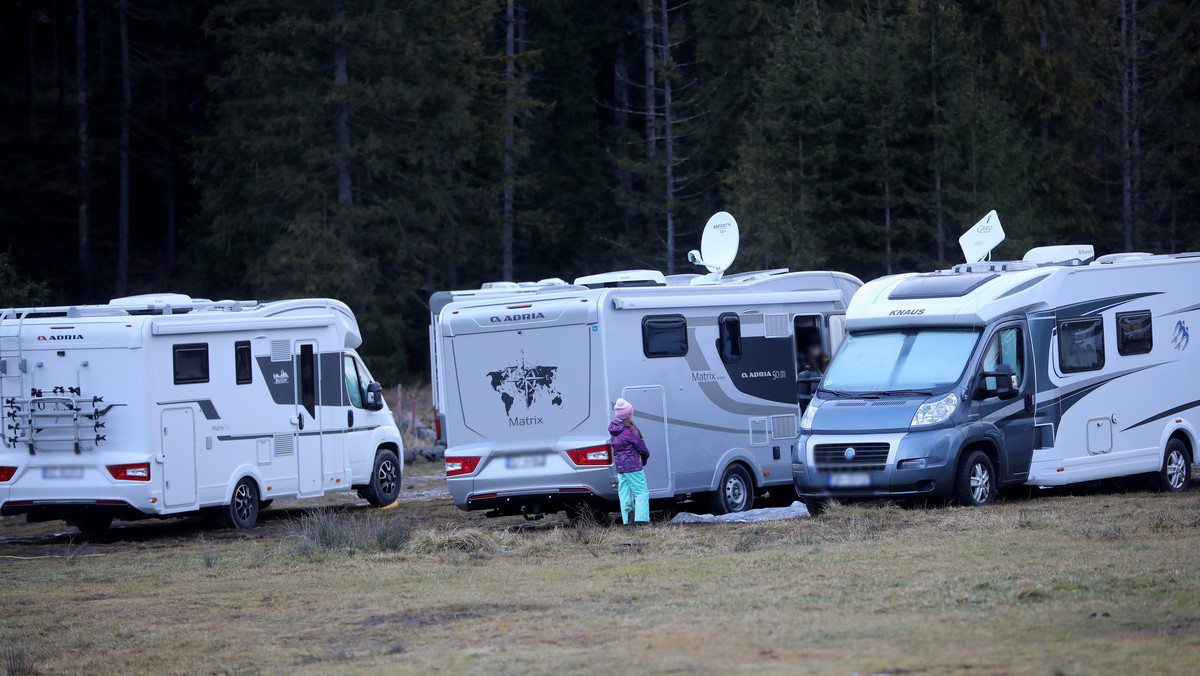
{"left": 437, "top": 213, "right": 862, "bottom": 517}
{"left": 794, "top": 212, "right": 1198, "bottom": 507}
{"left": 0, "top": 294, "right": 403, "bottom": 531}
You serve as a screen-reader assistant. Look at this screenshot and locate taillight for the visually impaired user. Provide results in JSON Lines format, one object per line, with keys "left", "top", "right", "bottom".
{"left": 446, "top": 456, "right": 480, "bottom": 476}
{"left": 566, "top": 445, "right": 611, "bottom": 466}
{"left": 107, "top": 463, "right": 151, "bottom": 481}
{"left": 0, "top": 466, "right": 15, "bottom": 482}
{"left": 435, "top": 416, "right": 442, "bottom": 442}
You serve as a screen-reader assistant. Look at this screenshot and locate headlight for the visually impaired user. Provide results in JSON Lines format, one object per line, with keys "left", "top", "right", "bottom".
{"left": 911, "top": 392, "right": 958, "bottom": 427}
{"left": 799, "top": 399, "right": 821, "bottom": 430}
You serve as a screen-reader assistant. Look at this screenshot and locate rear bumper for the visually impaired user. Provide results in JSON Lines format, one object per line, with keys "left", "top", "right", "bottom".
{"left": 1, "top": 499, "right": 147, "bottom": 521}
{"left": 461, "top": 488, "right": 611, "bottom": 517}
{"left": 446, "top": 444, "right": 618, "bottom": 512}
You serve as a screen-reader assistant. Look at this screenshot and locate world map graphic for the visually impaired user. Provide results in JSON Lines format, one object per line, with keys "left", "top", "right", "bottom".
{"left": 486, "top": 360, "right": 564, "bottom": 415}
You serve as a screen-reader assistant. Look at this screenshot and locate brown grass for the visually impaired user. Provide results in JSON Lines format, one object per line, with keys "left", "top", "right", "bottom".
{"left": 3, "top": 489, "right": 1200, "bottom": 674}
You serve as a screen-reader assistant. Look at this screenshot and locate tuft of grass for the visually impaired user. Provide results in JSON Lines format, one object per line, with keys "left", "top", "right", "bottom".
{"left": 407, "top": 527, "right": 498, "bottom": 556}
{"left": 3, "top": 647, "right": 40, "bottom": 676}
{"left": 290, "top": 509, "right": 413, "bottom": 556}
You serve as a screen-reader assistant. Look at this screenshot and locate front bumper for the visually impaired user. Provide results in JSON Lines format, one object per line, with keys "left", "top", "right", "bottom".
{"left": 792, "top": 428, "right": 961, "bottom": 499}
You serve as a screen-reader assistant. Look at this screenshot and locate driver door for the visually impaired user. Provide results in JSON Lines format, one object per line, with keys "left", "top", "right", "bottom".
{"left": 976, "top": 323, "right": 1036, "bottom": 481}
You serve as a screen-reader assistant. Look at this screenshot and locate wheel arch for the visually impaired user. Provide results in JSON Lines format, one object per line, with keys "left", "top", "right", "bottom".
{"left": 218, "top": 465, "right": 266, "bottom": 505}
{"left": 957, "top": 436, "right": 1001, "bottom": 477}
{"left": 707, "top": 448, "right": 762, "bottom": 492}
{"left": 1161, "top": 422, "right": 1196, "bottom": 463}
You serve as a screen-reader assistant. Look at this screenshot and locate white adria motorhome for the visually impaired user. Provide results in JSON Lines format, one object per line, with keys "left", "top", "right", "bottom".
{"left": 435, "top": 214, "right": 861, "bottom": 519}
{"left": 794, "top": 212, "right": 1198, "bottom": 508}
{"left": 0, "top": 294, "right": 404, "bottom": 531}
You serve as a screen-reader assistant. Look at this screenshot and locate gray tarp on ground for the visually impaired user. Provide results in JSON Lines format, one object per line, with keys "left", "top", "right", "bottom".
{"left": 669, "top": 501, "right": 810, "bottom": 524}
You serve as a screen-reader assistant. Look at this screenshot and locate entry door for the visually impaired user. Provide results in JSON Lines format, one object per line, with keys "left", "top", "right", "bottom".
{"left": 977, "top": 323, "right": 1037, "bottom": 480}
{"left": 620, "top": 386, "right": 672, "bottom": 497}
{"left": 161, "top": 408, "right": 197, "bottom": 508}
{"left": 294, "top": 341, "right": 323, "bottom": 497}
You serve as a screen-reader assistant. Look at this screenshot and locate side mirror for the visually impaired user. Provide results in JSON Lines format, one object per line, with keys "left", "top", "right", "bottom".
{"left": 364, "top": 382, "right": 385, "bottom": 411}
{"left": 976, "top": 364, "right": 1018, "bottom": 401}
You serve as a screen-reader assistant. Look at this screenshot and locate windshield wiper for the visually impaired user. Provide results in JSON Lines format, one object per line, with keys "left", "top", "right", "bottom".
{"left": 818, "top": 388, "right": 873, "bottom": 399}
{"left": 877, "top": 388, "right": 934, "bottom": 397}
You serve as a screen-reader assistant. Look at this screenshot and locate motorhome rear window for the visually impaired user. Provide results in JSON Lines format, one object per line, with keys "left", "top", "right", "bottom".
{"left": 173, "top": 344, "right": 209, "bottom": 385}
{"left": 235, "top": 341, "right": 253, "bottom": 384}
{"left": 888, "top": 273, "right": 998, "bottom": 300}
{"left": 1116, "top": 311, "right": 1152, "bottom": 355}
{"left": 642, "top": 315, "right": 688, "bottom": 358}
{"left": 718, "top": 313, "right": 741, "bottom": 363}
{"left": 1058, "top": 318, "right": 1105, "bottom": 373}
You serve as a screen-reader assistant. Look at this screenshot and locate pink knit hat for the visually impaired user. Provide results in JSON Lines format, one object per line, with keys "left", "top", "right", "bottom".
{"left": 613, "top": 398, "right": 634, "bottom": 420}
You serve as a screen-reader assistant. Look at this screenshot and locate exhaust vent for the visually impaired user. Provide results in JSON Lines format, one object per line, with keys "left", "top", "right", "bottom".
{"left": 273, "top": 434, "right": 294, "bottom": 457}
{"left": 764, "top": 315, "right": 790, "bottom": 338}
{"left": 271, "top": 340, "right": 291, "bottom": 362}
{"left": 771, "top": 414, "right": 797, "bottom": 439}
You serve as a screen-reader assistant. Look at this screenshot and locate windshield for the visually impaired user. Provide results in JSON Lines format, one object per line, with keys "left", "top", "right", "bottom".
{"left": 820, "top": 328, "right": 981, "bottom": 395}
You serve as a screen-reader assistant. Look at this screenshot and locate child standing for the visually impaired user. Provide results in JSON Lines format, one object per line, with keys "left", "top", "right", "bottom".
{"left": 609, "top": 398, "right": 650, "bottom": 525}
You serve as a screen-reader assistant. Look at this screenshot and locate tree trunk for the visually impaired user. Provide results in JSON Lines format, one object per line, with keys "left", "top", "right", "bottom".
{"left": 502, "top": 0, "right": 515, "bottom": 281}
{"left": 614, "top": 34, "right": 633, "bottom": 235}
{"left": 160, "top": 29, "right": 176, "bottom": 277}
{"left": 1120, "top": 0, "right": 1133, "bottom": 251}
{"left": 116, "top": 0, "right": 131, "bottom": 296}
{"left": 76, "top": 0, "right": 91, "bottom": 296}
{"left": 1130, "top": 0, "right": 1140, "bottom": 250}
{"left": 642, "top": 0, "right": 655, "bottom": 159}
{"left": 1038, "top": 2, "right": 1048, "bottom": 152}
{"left": 55, "top": 0, "right": 66, "bottom": 120}
{"left": 333, "top": 1, "right": 352, "bottom": 211}
{"left": 27, "top": 11, "right": 36, "bottom": 136}
{"left": 660, "top": 0, "right": 674, "bottom": 275}
{"left": 930, "top": 8, "right": 944, "bottom": 263}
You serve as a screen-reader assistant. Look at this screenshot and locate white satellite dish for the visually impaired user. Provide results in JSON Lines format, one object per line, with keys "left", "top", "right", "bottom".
{"left": 958, "top": 210, "right": 1005, "bottom": 263}
{"left": 688, "top": 212, "right": 740, "bottom": 284}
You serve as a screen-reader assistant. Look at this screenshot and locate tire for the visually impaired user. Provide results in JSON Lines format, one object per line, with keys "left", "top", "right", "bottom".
{"left": 802, "top": 498, "right": 829, "bottom": 517}
{"left": 953, "top": 450, "right": 996, "bottom": 507}
{"left": 214, "top": 477, "right": 260, "bottom": 529}
{"left": 360, "top": 449, "right": 401, "bottom": 507}
{"left": 708, "top": 464, "right": 754, "bottom": 514}
{"left": 70, "top": 516, "right": 113, "bottom": 533}
{"left": 1151, "top": 438, "right": 1191, "bottom": 493}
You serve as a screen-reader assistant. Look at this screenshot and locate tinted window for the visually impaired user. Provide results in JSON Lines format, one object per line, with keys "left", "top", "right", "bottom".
{"left": 717, "top": 313, "right": 741, "bottom": 363}
{"left": 344, "top": 354, "right": 364, "bottom": 408}
{"left": 1117, "top": 311, "right": 1152, "bottom": 355}
{"left": 982, "top": 327, "right": 1024, "bottom": 389}
{"left": 642, "top": 315, "right": 687, "bottom": 358}
{"left": 235, "top": 341, "right": 253, "bottom": 385}
{"left": 299, "top": 344, "right": 317, "bottom": 417}
{"left": 173, "top": 344, "right": 209, "bottom": 385}
{"left": 1059, "top": 318, "right": 1105, "bottom": 373}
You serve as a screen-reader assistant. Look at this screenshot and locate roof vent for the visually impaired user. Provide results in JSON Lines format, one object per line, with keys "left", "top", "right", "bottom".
{"left": 108, "top": 293, "right": 195, "bottom": 315}
{"left": 574, "top": 270, "right": 667, "bottom": 288}
{"left": 1023, "top": 245, "right": 1095, "bottom": 267}
{"left": 1093, "top": 252, "right": 1153, "bottom": 265}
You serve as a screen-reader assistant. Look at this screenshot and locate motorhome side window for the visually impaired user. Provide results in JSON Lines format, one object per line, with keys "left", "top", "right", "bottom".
{"left": 344, "top": 354, "right": 365, "bottom": 408}
{"left": 173, "top": 344, "right": 209, "bottom": 385}
{"left": 642, "top": 315, "right": 688, "bottom": 358}
{"left": 234, "top": 341, "right": 253, "bottom": 385}
{"left": 1058, "top": 318, "right": 1105, "bottom": 373}
{"left": 1116, "top": 311, "right": 1152, "bottom": 355}
{"left": 717, "top": 313, "right": 741, "bottom": 363}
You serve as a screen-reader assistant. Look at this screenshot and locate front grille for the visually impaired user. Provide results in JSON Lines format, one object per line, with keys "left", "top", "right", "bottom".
{"left": 814, "top": 442, "right": 890, "bottom": 472}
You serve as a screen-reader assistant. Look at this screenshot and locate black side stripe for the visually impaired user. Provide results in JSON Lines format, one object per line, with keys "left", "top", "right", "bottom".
{"left": 216, "top": 426, "right": 380, "bottom": 442}
{"left": 1121, "top": 400, "right": 1200, "bottom": 433}
{"left": 158, "top": 399, "right": 220, "bottom": 420}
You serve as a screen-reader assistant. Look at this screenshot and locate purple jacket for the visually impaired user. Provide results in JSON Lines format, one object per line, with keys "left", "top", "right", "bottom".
{"left": 609, "top": 419, "right": 650, "bottom": 474}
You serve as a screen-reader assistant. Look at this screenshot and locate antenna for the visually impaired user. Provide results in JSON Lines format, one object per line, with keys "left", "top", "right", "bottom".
{"left": 688, "top": 212, "right": 740, "bottom": 284}
{"left": 958, "top": 210, "right": 1005, "bottom": 263}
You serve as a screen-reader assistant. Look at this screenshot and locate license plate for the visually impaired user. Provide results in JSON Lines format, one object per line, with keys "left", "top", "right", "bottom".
{"left": 828, "top": 472, "right": 871, "bottom": 488}
{"left": 505, "top": 455, "right": 546, "bottom": 470}
{"left": 43, "top": 467, "right": 84, "bottom": 480}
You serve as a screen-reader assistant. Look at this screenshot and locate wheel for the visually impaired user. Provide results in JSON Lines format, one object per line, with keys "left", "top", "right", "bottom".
{"left": 360, "top": 449, "right": 401, "bottom": 507}
{"left": 1151, "top": 439, "right": 1191, "bottom": 493}
{"left": 953, "top": 450, "right": 996, "bottom": 507}
{"left": 214, "top": 477, "right": 260, "bottom": 529}
{"left": 69, "top": 516, "right": 113, "bottom": 533}
{"left": 708, "top": 464, "right": 754, "bottom": 514}
{"left": 801, "top": 498, "right": 828, "bottom": 516}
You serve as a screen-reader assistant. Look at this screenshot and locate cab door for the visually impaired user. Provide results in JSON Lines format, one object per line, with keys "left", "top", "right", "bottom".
{"left": 343, "top": 352, "right": 384, "bottom": 461}
{"left": 294, "top": 341, "right": 323, "bottom": 497}
{"left": 976, "top": 322, "right": 1036, "bottom": 481}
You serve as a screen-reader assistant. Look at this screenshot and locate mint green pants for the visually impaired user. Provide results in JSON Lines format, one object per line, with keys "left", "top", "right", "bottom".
{"left": 617, "top": 470, "right": 650, "bottom": 524}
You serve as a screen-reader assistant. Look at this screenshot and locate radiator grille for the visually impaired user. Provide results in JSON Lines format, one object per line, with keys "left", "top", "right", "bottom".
{"left": 771, "top": 414, "right": 797, "bottom": 439}
{"left": 764, "top": 314, "right": 790, "bottom": 338}
{"left": 271, "top": 340, "right": 291, "bottom": 362}
{"left": 813, "top": 442, "right": 889, "bottom": 472}
{"left": 273, "top": 433, "right": 294, "bottom": 457}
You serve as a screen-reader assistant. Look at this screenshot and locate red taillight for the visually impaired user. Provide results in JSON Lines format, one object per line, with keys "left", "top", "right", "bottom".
{"left": 107, "top": 463, "right": 151, "bottom": 481}
{"left": 435, "top": 416, "right": 442, "bottom": 442}
{"left": 469, "top": 492, "right": 497, "bottom": 500}
{"left": 559, "top": 487, "right": 591, "bottom": 493}
{"left": 0, "top": 467, "right": 15, "bottom": 482}
{"left": 566, "top": 445, "right": 611, "bottom": 466}
{"left": 446, "top": 456, "right": 480, "bottom": 476}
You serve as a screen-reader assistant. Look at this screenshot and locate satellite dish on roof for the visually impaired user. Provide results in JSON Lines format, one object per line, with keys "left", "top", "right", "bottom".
{"left": 958, "top": 210, "right": 1005, "bottom": 263}
{"left": 688, "top": 212, "right": 739, "bottom": 283}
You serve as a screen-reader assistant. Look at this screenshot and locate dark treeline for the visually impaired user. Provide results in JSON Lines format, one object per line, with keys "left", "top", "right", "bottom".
{"left": 2, "top": 0, "right": 1198, "bottom": 379}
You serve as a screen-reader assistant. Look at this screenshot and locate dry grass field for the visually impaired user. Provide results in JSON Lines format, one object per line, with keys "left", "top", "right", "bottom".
{"left": 2, "top": 464, "right": 1199, "bottom": 675}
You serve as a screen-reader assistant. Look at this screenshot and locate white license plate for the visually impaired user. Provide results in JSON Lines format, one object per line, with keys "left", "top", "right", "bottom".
{"left": 505, "top": 455, "right": 546, "bottom": 470}
{"left": 43, "top": 467, "right": 84, "bottom": 480}
{"left": 828, "top": 472, "right": 871, "bottom": 488}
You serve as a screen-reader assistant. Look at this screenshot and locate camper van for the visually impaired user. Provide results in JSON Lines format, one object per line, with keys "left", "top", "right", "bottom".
{"left": 793, "top": 212, "right": 1198, "bottom": 508}
{"left": 436, "top": 213, "right": 862, "bottom": 518}
{"left": 0, "top": 294, "right": 403, "bottom": 531}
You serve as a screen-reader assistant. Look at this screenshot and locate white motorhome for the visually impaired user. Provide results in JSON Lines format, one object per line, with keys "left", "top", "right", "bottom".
{"left": 794, "top": 213, "right": 1198, "bottom": 507}
{"left": 0, "top": 294, "right": 403, "bottom": 531}
{"left": 436, "top": 214, "right": 862, "bottom": 518}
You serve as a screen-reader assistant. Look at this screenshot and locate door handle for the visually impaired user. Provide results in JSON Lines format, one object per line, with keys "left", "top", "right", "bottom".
{"left": 1025, "top": 393, "right": 1034, "bottom": 412}
{"left": 292, "top": 414, "right": 304, "bottom": 430}
{"left": 347, "top": 410, "right": 354, "bottom": 428}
